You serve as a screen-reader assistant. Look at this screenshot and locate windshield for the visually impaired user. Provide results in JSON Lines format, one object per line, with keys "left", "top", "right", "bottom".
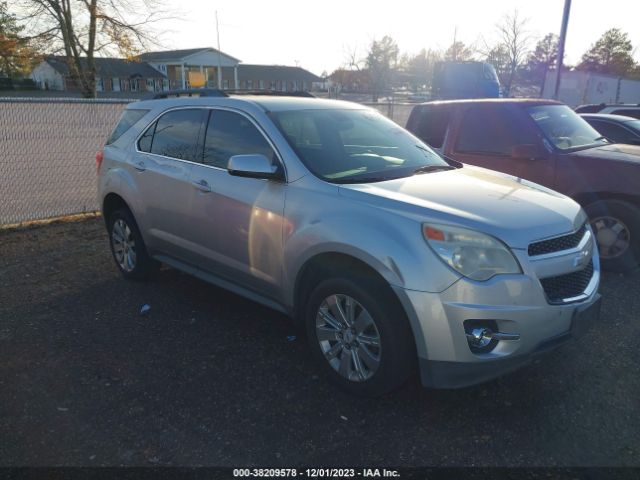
{"left": 270, "top": 108, "right": 451, "bottom": 183}
{"left": 527, "top": 105, "right": 608, "bottom": 151}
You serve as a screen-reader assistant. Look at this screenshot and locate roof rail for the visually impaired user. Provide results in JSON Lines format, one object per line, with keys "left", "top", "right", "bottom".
{"left": 227, "top": 90, "right": 316, "bottom": 98}
{"left": 151, "top": 89, "right": 228, "bottom": 99}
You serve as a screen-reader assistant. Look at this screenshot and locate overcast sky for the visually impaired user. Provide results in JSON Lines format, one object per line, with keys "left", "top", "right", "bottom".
{"left": 156, "top": 0, "right": 640, "bottom": 75}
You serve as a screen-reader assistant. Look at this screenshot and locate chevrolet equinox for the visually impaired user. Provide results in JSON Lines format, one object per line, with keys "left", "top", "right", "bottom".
{"left": 98, "top": 94, "right": 601, "bottom": 396}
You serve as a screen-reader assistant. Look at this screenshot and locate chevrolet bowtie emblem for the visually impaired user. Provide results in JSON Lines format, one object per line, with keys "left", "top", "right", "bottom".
{"left": 573, "top": 248, "right": 590, "bottom": 267}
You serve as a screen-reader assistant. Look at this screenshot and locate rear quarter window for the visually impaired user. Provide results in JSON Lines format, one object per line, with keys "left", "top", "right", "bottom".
{"left": 106, "top": 109, "right": 149, "bottom": 145}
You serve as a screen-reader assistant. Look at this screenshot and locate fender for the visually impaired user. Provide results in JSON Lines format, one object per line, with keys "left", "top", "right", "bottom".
{"left": 282, "top": 208, "right": 460, "bottom": 308}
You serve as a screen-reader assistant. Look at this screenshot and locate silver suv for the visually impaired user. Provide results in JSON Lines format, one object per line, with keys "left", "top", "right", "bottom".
{"left": 98, "top": 93, "right": 602, "bottom": 396}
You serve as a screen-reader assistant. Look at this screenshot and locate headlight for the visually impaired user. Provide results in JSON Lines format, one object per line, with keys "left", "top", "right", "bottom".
{"left": 423, "top": 224, "right": 521, "bottom": 281}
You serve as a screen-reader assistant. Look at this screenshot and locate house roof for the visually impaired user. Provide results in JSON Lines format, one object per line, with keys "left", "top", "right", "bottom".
{"left": 138, "top": 47, "right": 241, "bottom": 63}
{"left": 45, "top": 56, "right": 165, "bottom": 78}
{"left": 238, "top": 64, "right": 322, "bottom": 83}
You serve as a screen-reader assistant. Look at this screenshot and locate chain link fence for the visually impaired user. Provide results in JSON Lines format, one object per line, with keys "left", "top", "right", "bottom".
{"left": 364, "top": 103, "right": 413, "bottom": 128}
{"left": 0, "top": 98, "right": 129, "bottom": 225}
{"left": 0, "top": 97, "right": 414, "bottom": 226}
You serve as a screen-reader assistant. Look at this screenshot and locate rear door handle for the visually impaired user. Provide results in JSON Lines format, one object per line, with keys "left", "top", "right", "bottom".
{"left": 192, "top": 179, "right": 211, "bottom": 193}
{"left": 134, "top": 160, "right": 146, "bottom": 172}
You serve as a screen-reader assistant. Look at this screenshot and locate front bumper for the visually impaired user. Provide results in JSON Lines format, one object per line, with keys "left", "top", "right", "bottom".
{"left": 392, "top": 265, "right": 601, "bottom": 389}
{"left": 421, "top": 294, "right": 601, "bottom": 388}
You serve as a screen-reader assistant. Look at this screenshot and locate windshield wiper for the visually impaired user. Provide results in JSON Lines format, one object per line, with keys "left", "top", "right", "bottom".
{"left": 412, "top": 165, "right": 456, "bottom": 175}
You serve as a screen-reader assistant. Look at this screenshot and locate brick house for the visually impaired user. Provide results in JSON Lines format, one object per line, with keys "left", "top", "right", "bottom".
{"left": 31, "top": 56, "right": 167, "bottom": 92}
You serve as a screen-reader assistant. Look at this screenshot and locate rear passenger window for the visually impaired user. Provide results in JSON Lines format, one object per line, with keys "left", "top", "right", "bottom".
{"left": 147, "top": 109, "right": 204, "bottom": 161}
{"left": 455, "top": 107, "right": 529, "bottom": 155}
{"left": 414, "top": 107, "right": 451, "bottom": 148}
{"left": 202, "top": 110, "right": 276, "bottom": 168}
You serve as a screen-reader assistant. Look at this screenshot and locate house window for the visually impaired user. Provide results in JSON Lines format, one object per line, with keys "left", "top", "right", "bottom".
{"left": 247, "top": 80, "right": 253, "bottom": 90}
{"left": 270, "top": 80, "right": 276, "bottom": 90}
{"left": 259, "top": 80, "right": 265, "bottom": 90}
{"left": 146, "top": 79, "right": 154, "bottom": 91}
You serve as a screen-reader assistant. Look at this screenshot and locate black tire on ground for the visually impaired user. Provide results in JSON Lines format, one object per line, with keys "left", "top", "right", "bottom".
{"left": 586, "top": 199, "right": 640, "bottom": 273}
{"left": 304, "top": 275, "right": 416, "bottom": 396}
{"left": 107, "top": 208, "right": 159, "bottom": 280}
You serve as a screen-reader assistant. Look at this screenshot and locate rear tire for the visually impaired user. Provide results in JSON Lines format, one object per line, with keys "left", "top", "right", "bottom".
{"left": 586, "top": 200, "right": 640, "bottom": 273}
{"left": 304, "top": 275, "right": 416, "bottom": 396}
{"left": 107, "top": 209, "right": 159, "bottom": 280}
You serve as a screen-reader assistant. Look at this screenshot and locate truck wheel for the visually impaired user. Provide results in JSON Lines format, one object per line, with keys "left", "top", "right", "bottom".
{"left": 107, "top": 209, "right": 159, "bottom": 280}
{"left": 304, "top": 276, "right": 415, "bottom": 396}
{"left": 586, "top": 200, "right": 640, "bottom": 273}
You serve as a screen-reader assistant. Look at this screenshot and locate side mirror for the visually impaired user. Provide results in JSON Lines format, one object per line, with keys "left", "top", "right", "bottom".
{"left": 511, "top": 144, "right": 546, "bottom": 161}
{"left": 227, "top": 154, "right": 283, "bottom": 181}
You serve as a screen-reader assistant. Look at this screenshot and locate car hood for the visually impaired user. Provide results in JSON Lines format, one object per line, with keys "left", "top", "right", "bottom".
{"left": 568, "top": 143, "right": 640, "bottom": 163}
{"left": 338, "top": 166, "right": 584, "bottom": 249}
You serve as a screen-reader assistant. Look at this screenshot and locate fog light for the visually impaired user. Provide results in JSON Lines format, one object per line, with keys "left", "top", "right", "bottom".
{"left": 464, "top": 320, "right": 520, "bottom": 354}
{"left": 468, "top": 328, "right": 494, "bottom": 348}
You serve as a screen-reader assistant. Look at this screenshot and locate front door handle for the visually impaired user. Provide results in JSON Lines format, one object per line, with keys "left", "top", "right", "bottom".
{"left": 134, "top": 160, "right": 146, "bottom": 172}
{"left": 192, "top": 179, "right": 211, "bottom": 193}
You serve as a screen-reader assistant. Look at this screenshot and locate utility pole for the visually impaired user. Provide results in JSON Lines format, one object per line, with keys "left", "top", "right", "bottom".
{"left": 215, "top": 11, "right": 223, "bottom": 89}
{"left": 452, "top": 27, "right": 457, "bottom": 61}
{"left": 553, "top": 0, "right": 572, "bottom": 99}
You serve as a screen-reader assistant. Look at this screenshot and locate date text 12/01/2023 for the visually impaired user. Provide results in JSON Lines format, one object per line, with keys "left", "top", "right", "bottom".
{"left": 233, "top": 468, "right": 400, "bottom": 478}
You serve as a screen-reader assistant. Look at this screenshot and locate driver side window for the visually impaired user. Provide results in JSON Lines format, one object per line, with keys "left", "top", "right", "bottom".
{"left": 455, "top": 107, "right": 532, "bottom": 155}
{"left": 202, "top": 110, "right": 277, "bottom": 169}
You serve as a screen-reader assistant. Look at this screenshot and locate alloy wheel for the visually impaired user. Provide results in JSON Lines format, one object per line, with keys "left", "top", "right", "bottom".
{"left": 111, "top": 218, "right": 137, "bottom": 272}
{"left": 315, "top": 294, "right": 382, "bottom": 382}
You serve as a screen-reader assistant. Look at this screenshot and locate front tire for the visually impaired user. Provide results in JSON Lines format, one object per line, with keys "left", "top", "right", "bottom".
{"left": 304, "top": 276, "right": 416, "bottom": 396}
{"left": 586, "top": 200, "right": 640, "bottom": 273}
{"left": 107, "top": 209, "right": 159, "bottom": 280}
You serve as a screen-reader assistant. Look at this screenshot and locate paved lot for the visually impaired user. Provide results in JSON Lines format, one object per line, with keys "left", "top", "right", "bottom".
{"left": 0, "top": 218, "right": 639, "bottom": 467}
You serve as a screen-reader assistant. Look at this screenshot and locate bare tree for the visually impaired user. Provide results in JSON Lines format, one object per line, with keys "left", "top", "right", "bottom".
{"left": 16, "top": 0, "right": 169, "bottom": 97}
{"left": 485, "top": 10, "right": 532, "bottom": 96}
{"left": 342, "top": 44, "right": 363, "bottom": 71}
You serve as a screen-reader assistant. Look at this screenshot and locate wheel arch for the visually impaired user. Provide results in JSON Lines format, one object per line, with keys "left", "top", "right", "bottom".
{"left": 102, "top": 192, "right": 134, "bottom": 227}
{"left": 573, "top": 191, "right": 640, "bottom": 210}
{"left": 292, "top": 251, "right": 415, "bottom": 341}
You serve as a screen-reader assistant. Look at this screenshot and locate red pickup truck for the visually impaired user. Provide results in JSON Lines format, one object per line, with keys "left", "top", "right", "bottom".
{"left": 406, "top": 99, "right": 640, "bottom": 272}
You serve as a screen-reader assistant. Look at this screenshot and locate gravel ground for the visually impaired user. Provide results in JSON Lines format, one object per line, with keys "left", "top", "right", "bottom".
{"left": 0, "top": 218, "right": 638, "bottom": 467}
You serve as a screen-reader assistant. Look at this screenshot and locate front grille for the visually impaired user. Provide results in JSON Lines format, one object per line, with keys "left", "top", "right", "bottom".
{"left": 528, "top": 224, "right": 587, "bottom": 257}
{"left": 540, "top": 260, "right": 594, "bottom": 304}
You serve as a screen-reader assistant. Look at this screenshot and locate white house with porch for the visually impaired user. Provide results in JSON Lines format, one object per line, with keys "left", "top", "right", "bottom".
{"left": 138, "top": 48, "right": 241, "bottom": 90}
